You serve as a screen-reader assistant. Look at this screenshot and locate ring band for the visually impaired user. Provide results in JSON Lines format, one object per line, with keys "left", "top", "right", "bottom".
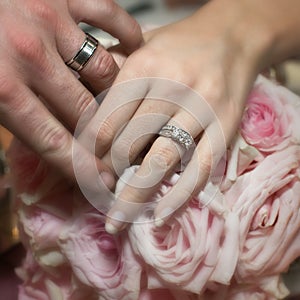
{"left": 159, "top": 124, "right": 194, "bottom": 150}
{"left": 66, "top": 33, "right": 98, "bottom": 72}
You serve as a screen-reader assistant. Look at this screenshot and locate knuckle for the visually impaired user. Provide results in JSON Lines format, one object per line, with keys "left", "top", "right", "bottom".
{"left": 28, "top": 0, "right": 57, "bottom": 25}
{"left": 125, "top": 19, "right": 143, "bottom": 48}
{"left": 131, "top": 18, "right": 142, "bottom": 37}
{"left": 78, "top": 126, "right": 100, "bottom": 153}
{"left": 0, "top": 73, "right": 17, "bottom": 101}
{"left": 116, "top": 185, "right": 145, "bottom": 207}
{"left": 123, "top": 188, "right": 145, "bottom": 204}
{"left": 141, "top": 50, "right": 161, "bottom": 72}
{"left": 127, "top": 141, "right": 142, "bottom": 163}
{"left": 127, "top": 48, "right": 157, "bottom": 72}
{"left": 36, "top": 123, "right": 71, "bottom": 158}
{"left": 12, "top": 32, "right": 42, "bottom": 61}
{"left": 10, "top": 33, "right": 53, "bottom": 77}
{"left": 81, "top": 126, "right": 98, "bottom": 145}
{"left": 93, "top": 49, "right": 116, "bottom": 80}
{"left": 0, "top": 79, "right": 27, "bottom": 116}
{"left": 198, "top": 154, "right": 213, "bottom": 176}
{"left": 181, "top": 74, "right": 197, "bottom": 89}
{"left": 73, "top": 90, "right": 94, "bottom": 118}
{"left": 172, "top": 64, "right": 197, "bottom": 87}
{"left": 112, "top": 137, "right": 135, "bottom": 162}
{"left": 100, "top": 0, "right": 118, "bottom": 19}
{"left": 97, "top": 118, "right": 115, "bottom": 146}
{"left": 201, "top": 73, "right": 227, "bottom": 105}
{"left": 149, "top": 141, "right": 179, "bottom": 170}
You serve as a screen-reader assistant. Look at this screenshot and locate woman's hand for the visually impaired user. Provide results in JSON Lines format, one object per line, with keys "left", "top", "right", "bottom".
{"left": 0, "top": 0, "right": 142, "bottom": 191}
{"left": 78, "top": 0, "right": 300, "bottom": 233}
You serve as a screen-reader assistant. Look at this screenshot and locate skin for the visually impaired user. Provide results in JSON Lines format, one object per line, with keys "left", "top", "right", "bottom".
{"left": 0, "top": 0, "right": 143, "bottom": 193}
{"left": 76, "top": 0, "right": 300, "bottom": 233}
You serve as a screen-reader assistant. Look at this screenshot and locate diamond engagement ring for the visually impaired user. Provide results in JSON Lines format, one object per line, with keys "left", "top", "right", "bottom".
{"left": 66, "top": 33, "right": 98, "bottom": 72}
{"left": 158, "top": 125, "right": 194, "bottom": 150}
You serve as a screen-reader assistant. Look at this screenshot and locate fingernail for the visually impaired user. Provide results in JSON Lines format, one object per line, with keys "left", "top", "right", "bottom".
{"left": 105, "top": 222, "right": 118, "bottom": 235}
{"left": 154, "top": 207, "right": 174, "bottom": 227}
{"left": 154, "top": 217, "right": 165, "bottom": 227}
{"left": 105, "top": 211, "right": 126, "bottom": 234}
{"left": 99, "top": 172, "right": 115, "bottom": 189}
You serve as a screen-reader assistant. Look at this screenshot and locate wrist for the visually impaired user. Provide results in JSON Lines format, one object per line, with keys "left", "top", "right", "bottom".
{"left": 192, "top": 0, "right": 300, "bottom": 72}
{"left": 234, "top": 0, "right": 300, "bottom": 68}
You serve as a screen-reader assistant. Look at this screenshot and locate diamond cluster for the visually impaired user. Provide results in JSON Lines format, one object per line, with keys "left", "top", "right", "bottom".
{"left": 159, "top": 125, "right": 193, "bottom": 150}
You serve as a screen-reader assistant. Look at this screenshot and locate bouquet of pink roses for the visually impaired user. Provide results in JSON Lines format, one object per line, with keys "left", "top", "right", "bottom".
{"left": 8, "top": 75, "right": 300, "bottom": 299}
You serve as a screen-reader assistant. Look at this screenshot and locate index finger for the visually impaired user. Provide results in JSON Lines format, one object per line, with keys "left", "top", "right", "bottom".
{"left": 69, "top": 0, "right": 143, "bottom": 54}
{"left": 1, "top": 84, "right": 116, "bottom": 199}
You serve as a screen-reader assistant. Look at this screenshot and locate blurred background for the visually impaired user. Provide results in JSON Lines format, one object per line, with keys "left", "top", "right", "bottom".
{"left": 1, "top": 0, "right": 300, "bottom": 299}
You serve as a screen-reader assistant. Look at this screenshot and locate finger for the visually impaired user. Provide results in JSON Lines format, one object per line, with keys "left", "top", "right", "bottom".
{"left": 77, "top": 78, "right": 149, "bottom": 159}
{"left": 8, "top": 23, "right": 103, "bottom": 131}
{"left": 76, "top": 53, "right": 165, "bottom": 158}
{"left": 104, "top": 136, "right": 184, "bottom": 234}
{"left": 27, "top": 47, "right": 99, "bottom": 131}
{"left": 73, "top": 34, "right": 120, "bottom": 95}
{"left": 58, "top": 27, "right": 120, "bottom": 95}
{"left": 0, "top": 82, "right": 115, "bottom": 196}
{"left": 154, "top": 122, "right": 228, "bottom": 226}
{"left": 101, "top": 98, "right": 176, "bottom": 176}
{"left": 104, "top": 111, "right": 205, "bottom": 234}
{"left": 69, "top": 0, "right": 143, "bottom": 53}
{"left": 102, "top": 81, "right": 215, "bottom": 174}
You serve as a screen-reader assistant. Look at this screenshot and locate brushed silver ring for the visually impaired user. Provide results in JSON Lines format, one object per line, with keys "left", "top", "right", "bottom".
{"left": 66, "top": 33, "right": 98, "bottom": 72}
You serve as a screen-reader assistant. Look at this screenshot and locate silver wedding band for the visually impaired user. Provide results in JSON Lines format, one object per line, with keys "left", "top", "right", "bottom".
{"left": 66, "top": 33, "right": 98, "bottom": 72}
{"left": 159, "top": 124, "right": 194, "bottom": 150}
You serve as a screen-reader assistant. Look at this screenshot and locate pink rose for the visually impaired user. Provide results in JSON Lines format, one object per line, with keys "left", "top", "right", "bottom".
{"left": 228, "top": 275, "right": 289, "bottom": 300}
{"left": 241, "top": 76, "right": 300, "bottom": 153}
{"left": 10, "top": 75, "right": 300, "bottom": 300}
{"left": 16, "top": 178, "right": 75, "bottom": 269}
{"left": 126, "top": 168, "right": 239, "bottom": 295}
{"left": 224, "top": 145, "right": 300, "bottom": 280}
{"left": 59, "top": 207, "right": 142, "bottom": 300}
{"left": 17, "top": 252, "right": 96, "bottom": 300}
{"left": 201, "top": 275, "right": 289, "bottom": 300}
{"left": 18, "top": 204, "right": 67, "bottom": 268}
{"left": 223, "top": 133, "right": 263, "bottom": 188}
{"left": 139, "top": 288, "right": 203, "bottom": 300}
{"left": 139, "top": 289, "right": 175, "bottom": 300}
